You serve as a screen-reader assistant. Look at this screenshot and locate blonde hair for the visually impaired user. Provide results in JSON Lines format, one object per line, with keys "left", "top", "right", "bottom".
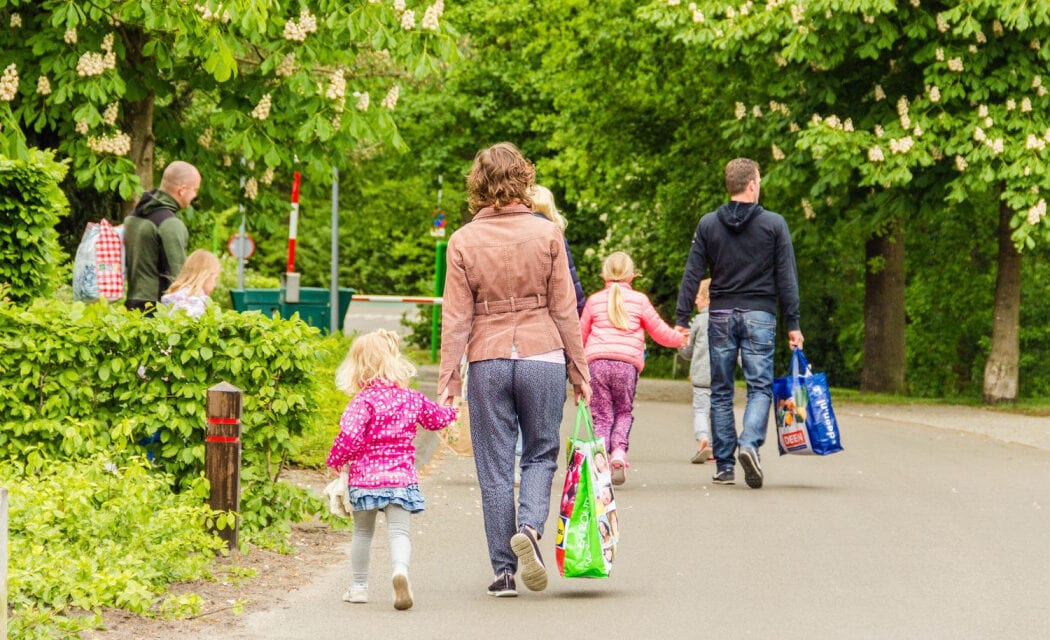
{"left": 530, "top": 184, "right": 567, "bottom": 230}
{"left": 601, "top": 252, "right": 636, "bottom": 331}
{"left": 335, "top": 329, "right": 417, "bottom": 394}
{"left": 467, "top": 142, "right": 535, "bottom": 214}
{"left": 166, "top": 249, "right": 221, "bottom": 297}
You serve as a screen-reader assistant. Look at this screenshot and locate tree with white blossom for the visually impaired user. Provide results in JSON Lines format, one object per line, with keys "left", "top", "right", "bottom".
{"left": 644, "top": 0, "right": 1050, "bottom": 402}
{"left": 0, "top": 0, "right": 458, "bottom": 232}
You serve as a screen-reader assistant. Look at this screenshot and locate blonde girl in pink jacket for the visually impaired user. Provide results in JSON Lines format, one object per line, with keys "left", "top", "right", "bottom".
{"left": 580, "top": 252, "right": 685, "bottom": 485}
{"left": 326, "top": 330, "right": 458, "bottom": 610}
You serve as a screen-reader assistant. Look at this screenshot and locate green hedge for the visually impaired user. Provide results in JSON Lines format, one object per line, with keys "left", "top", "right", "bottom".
{"left": 0, "top": 296, "right": 324, "bottom": 509}
{"left": 0, "top": 150, "right": 69, "bottom": 304}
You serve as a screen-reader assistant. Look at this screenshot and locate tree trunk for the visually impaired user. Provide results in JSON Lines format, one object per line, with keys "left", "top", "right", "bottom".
{"left": 861, "top": 219, "right": 906, "bottom": 394}
{"left": 982, "top": 201, "right": 1021, "bottom": 403}
{"left": 121, "top": 27, "right": 155, "bottom": 213}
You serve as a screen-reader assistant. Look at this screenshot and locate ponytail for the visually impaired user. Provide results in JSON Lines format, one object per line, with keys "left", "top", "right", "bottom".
{"left": 607, "top": 283, "right": 629, "bottom": 330}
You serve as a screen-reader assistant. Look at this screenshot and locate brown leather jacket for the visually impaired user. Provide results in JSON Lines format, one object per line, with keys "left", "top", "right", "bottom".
{"left": 438, "top": 203, "right": 589, "bottom": 397}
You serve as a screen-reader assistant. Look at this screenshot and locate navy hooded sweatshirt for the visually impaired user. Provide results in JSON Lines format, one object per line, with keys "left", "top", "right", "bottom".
{"left": 675, "top": 201, "right": 801, "bottom": 331}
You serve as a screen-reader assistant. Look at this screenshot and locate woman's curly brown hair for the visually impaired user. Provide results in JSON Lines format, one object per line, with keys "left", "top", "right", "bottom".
{"left": 467, "top": 142, "right": 535, "bottom": 213}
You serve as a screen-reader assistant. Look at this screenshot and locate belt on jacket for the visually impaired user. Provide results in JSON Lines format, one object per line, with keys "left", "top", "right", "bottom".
{"left": 474, "top": 295, "right": 547, "bottom": 315}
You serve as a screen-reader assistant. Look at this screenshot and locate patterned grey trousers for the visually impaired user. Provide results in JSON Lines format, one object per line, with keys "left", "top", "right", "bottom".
{"left": 468, "top": 359, "right": 566, "bottom": 576}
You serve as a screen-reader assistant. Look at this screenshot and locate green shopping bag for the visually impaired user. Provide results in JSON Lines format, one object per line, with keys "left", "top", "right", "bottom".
{"left": 555, "top": 403, "right": 618, "bottom": 578}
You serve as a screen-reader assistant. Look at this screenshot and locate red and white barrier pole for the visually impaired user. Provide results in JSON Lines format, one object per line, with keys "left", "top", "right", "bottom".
{"left": 351, "top": 295, "right": 444, "bottom": 304}
{"left": 284, "top": 171, "right": 302, "bottom": 303}
{"left": 287, "top": 171, "right": 301, "bottom": 273}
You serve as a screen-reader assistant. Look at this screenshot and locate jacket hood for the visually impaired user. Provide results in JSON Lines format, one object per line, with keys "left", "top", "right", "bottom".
{"left": 131, "top": 189, "right": 179, "bottom": 219}
{"left": 716, "top": 201, "right": 761, "bottom": 233}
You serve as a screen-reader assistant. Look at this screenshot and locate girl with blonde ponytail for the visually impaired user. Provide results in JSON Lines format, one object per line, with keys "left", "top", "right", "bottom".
{"left": 579, "top": 251, "right": 685, "bottom": 485}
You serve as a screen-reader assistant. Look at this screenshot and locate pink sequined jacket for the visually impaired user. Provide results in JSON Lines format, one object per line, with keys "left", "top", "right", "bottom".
{"left": 326, "top": 381, "right": 457, "bottom": 489}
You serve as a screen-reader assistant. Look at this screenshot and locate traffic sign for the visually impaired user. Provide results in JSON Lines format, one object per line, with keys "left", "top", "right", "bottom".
{"left": 228, "top": 233, "right": 256, "bottom": 259}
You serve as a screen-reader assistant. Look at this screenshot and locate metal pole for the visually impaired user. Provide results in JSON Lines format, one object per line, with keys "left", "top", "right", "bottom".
{"left": 205, "top": 382, "right": 243, "bottom": 552}
{"left": 330, "top": 166, "right": 339, "bottom": 335}
{"left": 431, "top": 240, "right": 447, "bottom": 363}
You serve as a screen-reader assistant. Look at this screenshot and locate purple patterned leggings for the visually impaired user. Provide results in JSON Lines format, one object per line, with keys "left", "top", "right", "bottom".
{"left": 588, "top": 359, "right": 639, "bottom": 453}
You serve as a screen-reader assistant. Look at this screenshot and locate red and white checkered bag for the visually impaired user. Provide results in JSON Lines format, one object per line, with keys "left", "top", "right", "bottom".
{"left": 72, "top": 219, "right": 125, "bottom": 302}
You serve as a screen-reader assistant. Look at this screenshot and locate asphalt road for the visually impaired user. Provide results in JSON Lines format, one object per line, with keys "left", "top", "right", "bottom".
{"left": 342, "top": 301, "right": 424, "bottom": 338}
{"left": 202, "top": 380, "right": 1050, "bottom": 640}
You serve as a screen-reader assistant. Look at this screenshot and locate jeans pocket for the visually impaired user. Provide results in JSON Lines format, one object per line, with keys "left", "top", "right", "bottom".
{"left": 744, "top": 313, "right": 776, "bottom": 352}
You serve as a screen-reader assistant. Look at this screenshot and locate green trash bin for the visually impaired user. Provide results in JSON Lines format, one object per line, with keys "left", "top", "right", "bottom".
{"left": 231, "top": 287, "right": 354, "bottom": 334}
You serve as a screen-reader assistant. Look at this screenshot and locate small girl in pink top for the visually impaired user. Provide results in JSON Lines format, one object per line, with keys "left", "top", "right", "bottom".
{"left": 580, "top": 252, "right": 685, "bottom": 486}
{"left": 326, "top": 329, "right": 458, "bottom": 610}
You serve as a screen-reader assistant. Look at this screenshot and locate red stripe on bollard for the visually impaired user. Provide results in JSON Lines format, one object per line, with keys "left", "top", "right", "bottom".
{"left": 207, "top": 417, "right": 240, "bottom": 424}
{"left": 206, "top": 436, "right": 240, "bottom": 443}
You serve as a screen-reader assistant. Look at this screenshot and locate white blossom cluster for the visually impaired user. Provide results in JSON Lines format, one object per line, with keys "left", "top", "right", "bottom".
{"left": 422, "top": 1, "right": 445, "bottom": 30}
{"left": 251, "top": 93, "right": 272, "bottom": 120}
{"left": 771, "top": 143, "right": 785, "bottom": 160}
{"left": 897, "top": 96, "right": 910, "bottom": 128}
{"left": 936, "top": 13, "right": 949, "bottom": 33}
{"left": 947, "top": 57, "right": 963, "bottom": 72}
{"left": 868, "top": 146, "right": 885, "bottom": 162}
{"left": 102, "top": 102, "right": 119, "bottom": 126}
{"left": 355, "top": 91, "right": 370, "bottom": 111}
{"left": 196, "top": 3, "right": 232, "bottom": 23}
{"left": 1021, "top": 97, "right": 1033, "bottom": 112}
{"left": 261, "top": 167, "right": 275, "bottom": 185}
{"left": 801, "top": 198, "right": 815, "bottom": 220}
{"left": 1034, "top": 75, "right": 1048, "bottom": 97}
{"left": 874, "top": 84, "right": 886, "bottom": 101}
{"left": 926, "top": 84, "right": 941, "bottom": 103}
{"left": 75, "top": 120, "right": 89, "bottom": 135}
{"left": 64, "top": 28, "right": 77, "bottom": 44}
{"left": 394, "top": 0, "right": 406, "bottom": 11}
{"left": 244, "top": 177, "right": 259, "bottom": 200}
{"left": 276, "top": 53, "right": 296, "bottom": 77}
{"left": 0, "top": 63, "right": 18, "bottom": 101}
{"left": 10, "top": 13, "right": 21, "bottom": 28}
{"left": 874, "top": 124, "right": 884, "bottom": 137}
{"left": 768, "top": 100, "right": 790, "bottom": 116}
{"left": 889, "top": 136, "right": 914, "bottom": 154}
{"left": 381, "top": 84, "right": 399, "bottom": 110}
{"left": 87, "top": 131, "right": 132, "bottom": 156}
{"left": 198, "top": 128, "right": 213, "bottom": 149}
{"left": 668, "top": 0, "right": 680, "bottom": 5}
{"left": 954, "top": 155, "right": 967, "bottom": 171}
{"left": 1027, "top": 199, "right": 1047, "bottom": 225}
{"left": 326, "top": 68, "right": 346, "bottom": 102}
{"left": 401, "top": 9, "right": 416, "bottom": 30}
{"left": 36, "top": 75, "right": 51, "bottom": 95}
{"left": 1026, "top": 134, "right": 1046, "bottom": 151}
{"left": 734, "top": 101, "right": 746, "bottom": 119}
{"left": 284, "top": 8, "right": 318, "bottom": 41}
{"left": 76, "top": 35, "right": 117, "bottom": 77}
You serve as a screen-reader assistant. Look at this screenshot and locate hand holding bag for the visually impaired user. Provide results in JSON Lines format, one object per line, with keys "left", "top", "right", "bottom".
{"left": 773, "top": 349, "right": 843, "bottom": 456}
{"left": 555, "top": 403, "right": 618, "bottom": 578}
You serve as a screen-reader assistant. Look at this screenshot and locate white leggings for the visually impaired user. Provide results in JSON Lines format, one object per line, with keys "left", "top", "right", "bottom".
{"left": 351, "top": 505, "right": 412, "bottom": 588}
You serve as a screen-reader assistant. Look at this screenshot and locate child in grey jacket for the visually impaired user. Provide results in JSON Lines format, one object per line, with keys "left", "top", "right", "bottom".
{"left": 678, "top": 279, "right": 712, "bottom": 463}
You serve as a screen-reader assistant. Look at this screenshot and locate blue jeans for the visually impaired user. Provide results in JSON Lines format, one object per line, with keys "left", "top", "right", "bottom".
{"left": 708, "top": 310, "right": 776, "bottom": 470}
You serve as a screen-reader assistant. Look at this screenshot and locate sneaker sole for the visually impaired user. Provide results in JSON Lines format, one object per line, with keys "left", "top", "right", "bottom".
{"left": 487, "top": 588, "right": 518, "bottom": 597}
{"left": 739, "top": 450, "right": 763, "bottom": 489}
{"left": 712, "top": 475, "right": 735, "bottom": 485}
{"left": 610, "top": 461, "right": 626, "bottom": 486}
{"left": 510, "top": 533, "right": 548, "bottom": 592}
{"left": 691, "top": 445, "right": 713, "bottom": 464}
{"left": 392, "top": 574, "right": 413, "bottom": 610}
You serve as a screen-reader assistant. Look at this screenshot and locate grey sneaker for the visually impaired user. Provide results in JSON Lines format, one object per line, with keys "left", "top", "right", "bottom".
{"left": 510, "top": 526, "right": 548, "bottom": 591}
{"left": 738, "top": 446, "right": 764, "bottom": 489}
{"left": 487, "top": 571, "right": 517, "bottom": 597}
{"left": 712, "top": 468, "right": 735, "bottom": 484}
{"left": 342, "top": 585, "right": 368, "bottom": 603}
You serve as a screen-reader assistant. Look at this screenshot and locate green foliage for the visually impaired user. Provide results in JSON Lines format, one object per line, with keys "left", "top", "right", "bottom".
{"left": 0, "top": 149, "right": 69, "bottom": 303}
{"left": 1, "top": 456, "right": 225, "bottom": 636}
{"left": 287, "top": 334, "right": 352, "bottom": 469}
{"left": 0, "top": 296, "right": 329, "bottom": 540}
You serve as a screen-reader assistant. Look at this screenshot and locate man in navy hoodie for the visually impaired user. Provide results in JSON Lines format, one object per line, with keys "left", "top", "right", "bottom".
{"left": 675, "top": 158, "right": 804, "bottom": 489}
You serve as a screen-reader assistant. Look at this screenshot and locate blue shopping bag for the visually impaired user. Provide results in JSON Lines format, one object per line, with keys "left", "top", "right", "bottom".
{"left": 773, "top": 349, "right": 843, "bottom": 456}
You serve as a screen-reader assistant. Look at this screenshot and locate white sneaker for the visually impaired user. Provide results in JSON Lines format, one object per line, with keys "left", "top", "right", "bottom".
{"left": 392, "top": 572, "right": 413, "bottom": 610}
{"left": 342, "top": 585, "right": 368, "bottom": 603}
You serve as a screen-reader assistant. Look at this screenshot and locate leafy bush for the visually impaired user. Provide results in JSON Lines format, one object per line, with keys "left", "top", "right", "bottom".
{"left": 1, "top": 456, "right": 225, "bottom": 638}
{"left": 0, "top": 297, "right": 328, "bottom": 542}
{"left": 0, "top": 149, "right": 69, "bottom": 304}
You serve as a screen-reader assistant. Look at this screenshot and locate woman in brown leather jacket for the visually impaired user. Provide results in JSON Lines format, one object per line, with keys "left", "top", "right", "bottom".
{"left": 438, "top": 142, "right": 591, "bottom": 598}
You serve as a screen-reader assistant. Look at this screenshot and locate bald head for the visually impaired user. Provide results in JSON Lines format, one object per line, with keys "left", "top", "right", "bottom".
{"left": 160, "top": 161, "right": 202, "bottom": 209}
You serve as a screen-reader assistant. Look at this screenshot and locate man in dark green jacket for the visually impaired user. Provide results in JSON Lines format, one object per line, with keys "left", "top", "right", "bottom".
{"left": 123, "top": 161, "right": 201, "bottom": 312}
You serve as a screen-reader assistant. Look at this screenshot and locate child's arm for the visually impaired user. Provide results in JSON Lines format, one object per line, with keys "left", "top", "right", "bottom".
{"left": 640, "top": 297, "right": 687, "bottom": 348}
{"left": 326, "top": 398, "right": 373, "bottom": 470}
{"left": 416, "top": 392, "right": 459, "bottom": 432}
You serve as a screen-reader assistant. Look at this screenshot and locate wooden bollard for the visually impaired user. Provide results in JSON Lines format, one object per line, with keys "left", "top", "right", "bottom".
{"left": 205, "top": 382, "right": 243, "bottom": 551}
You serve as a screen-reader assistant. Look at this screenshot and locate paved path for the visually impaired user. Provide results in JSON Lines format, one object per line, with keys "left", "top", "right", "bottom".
{"left": 204, "top": 377, "right": 1050, "bottom": 640}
